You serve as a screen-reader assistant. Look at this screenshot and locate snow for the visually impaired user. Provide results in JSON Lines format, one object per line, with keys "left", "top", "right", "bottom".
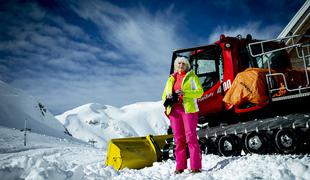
{"left": 1, "top": 81, "right": 310, "bottom": 179}
{"left": 0, "top": 126, "right": 103, "bottom": 180}
{"left": 1, "top": 126, "right": 310, "bottom": 180}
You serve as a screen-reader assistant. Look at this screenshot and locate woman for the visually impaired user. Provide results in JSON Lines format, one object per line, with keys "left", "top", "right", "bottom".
{"left": 162, "top": 56, "right": 204, "bottom": 174}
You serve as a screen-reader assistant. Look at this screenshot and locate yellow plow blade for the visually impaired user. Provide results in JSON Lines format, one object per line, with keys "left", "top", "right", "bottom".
{"left": 105, "top": 134, "right": 172, "bottom": 170}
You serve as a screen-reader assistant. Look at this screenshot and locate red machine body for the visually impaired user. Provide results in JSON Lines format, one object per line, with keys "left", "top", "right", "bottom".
{"left": 170, "top": 34, "right": 309, "bottom": 123}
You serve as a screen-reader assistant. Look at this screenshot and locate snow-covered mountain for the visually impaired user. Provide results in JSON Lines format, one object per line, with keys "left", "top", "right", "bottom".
{"left": 56, "top": 102, "right": 170, "bottom": 149}
{"left": 0, "top": 79, "right": 169, "bottom": 148}
{"left": 0, "top": 80, "right": 70, "bottom": 138}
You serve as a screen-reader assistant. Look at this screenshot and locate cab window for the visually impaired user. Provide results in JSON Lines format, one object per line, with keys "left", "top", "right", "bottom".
{"left": 191, "top": 46, "right": 220, "bottom": 91}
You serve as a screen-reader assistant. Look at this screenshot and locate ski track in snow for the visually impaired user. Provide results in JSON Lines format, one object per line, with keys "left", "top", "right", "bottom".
{"left": 1, "top": 126, "right": 310, "bottom": 180}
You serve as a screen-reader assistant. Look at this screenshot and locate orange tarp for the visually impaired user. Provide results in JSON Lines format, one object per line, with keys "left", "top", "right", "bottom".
{"left": 223, "top": 68, "right": 270, "bottom": 107}
{"left": 223, "top": 68, "right": 310, "bottom": 107}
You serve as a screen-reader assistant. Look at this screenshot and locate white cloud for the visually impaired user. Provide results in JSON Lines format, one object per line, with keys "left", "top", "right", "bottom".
{"left": 208, "top": 22, "right": 282, "bottom": 43}
{"left": 71, "top": 0, "right": 185, "bottom": 69}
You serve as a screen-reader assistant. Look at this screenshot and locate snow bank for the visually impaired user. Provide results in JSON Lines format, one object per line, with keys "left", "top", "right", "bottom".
{"left": 0, "top": 126, "right": 102, "bottom": 180}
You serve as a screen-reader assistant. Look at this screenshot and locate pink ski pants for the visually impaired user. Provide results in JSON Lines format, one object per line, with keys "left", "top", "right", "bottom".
{"left": 169, "top": 103, "right": 202, "bottom": 170}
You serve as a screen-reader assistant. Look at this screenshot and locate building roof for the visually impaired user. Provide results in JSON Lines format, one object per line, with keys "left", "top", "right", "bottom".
{"left": 278, "top": 0, "right": 310, "bottom": 38}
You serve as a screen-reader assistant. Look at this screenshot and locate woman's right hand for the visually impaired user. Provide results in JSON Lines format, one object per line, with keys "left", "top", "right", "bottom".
{"left": 175, "top": 89, "right": 183, "bottom": 96}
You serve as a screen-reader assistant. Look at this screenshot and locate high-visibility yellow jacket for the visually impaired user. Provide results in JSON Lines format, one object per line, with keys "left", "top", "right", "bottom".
{"left": 162, "top": 70, "right": 203, "bottom": 115}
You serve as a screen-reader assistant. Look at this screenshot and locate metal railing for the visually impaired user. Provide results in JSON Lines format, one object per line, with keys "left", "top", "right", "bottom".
{"left": 248, "top": 35, "right": 310, "bottom": 100}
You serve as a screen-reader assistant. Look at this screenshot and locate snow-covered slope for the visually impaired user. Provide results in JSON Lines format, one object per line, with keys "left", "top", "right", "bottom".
{"left": 56, "top": 102, "right": 169, "bottom": 149}
{"left": 1, "top": 125, "right": 310, "bottom": 180}
{"left": 0, "top": 80, "right": 69, "bottom": 138}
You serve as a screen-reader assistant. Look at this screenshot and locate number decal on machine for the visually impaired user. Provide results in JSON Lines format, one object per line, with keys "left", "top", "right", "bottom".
{"left": 217, "top": 79, "right": 232, "bottom": 93}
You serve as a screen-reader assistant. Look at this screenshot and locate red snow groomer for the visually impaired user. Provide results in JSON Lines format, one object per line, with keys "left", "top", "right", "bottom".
{"left": 106, "top": 34, "right": 310, "bottom": 170}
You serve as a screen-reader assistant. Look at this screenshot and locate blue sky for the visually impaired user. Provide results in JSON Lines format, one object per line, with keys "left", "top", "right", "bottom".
{"left": 0, "top": 0, "right": 305, "bottom": 114}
